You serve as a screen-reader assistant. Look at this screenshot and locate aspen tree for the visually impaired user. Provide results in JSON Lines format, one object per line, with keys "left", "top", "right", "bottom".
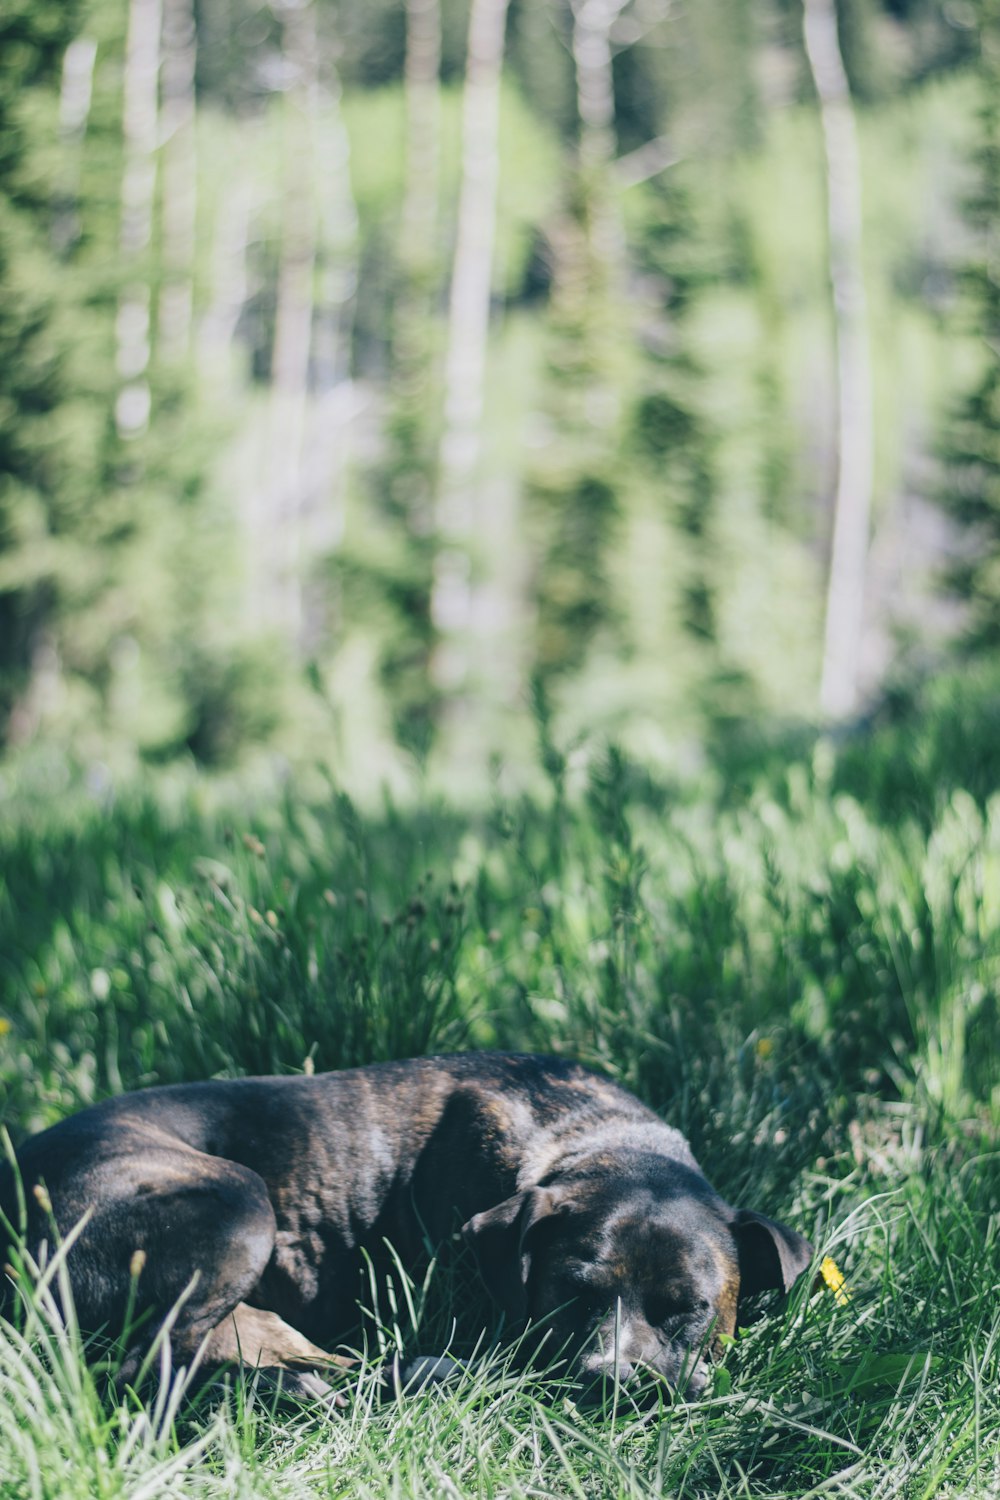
{"left": 569, "top": 0, "right": 630, "bottom": 298}
{"left": 54, "top": 36, "right": 97, "bottom": 254}
{"left": 303, "top": 59, "right": 360, "bottom": 653}
{"left": 266, "top": 0, "right": 319, "bottom": 646}
{"left": 116, "top": 0, "right": 162, "bottom": 438}
{"left": 258, "top": 0, "right": 358, "bottom": 655}
{"left": 804, "top": 0, "right": 875, "bottom": 718}
{"left": 159, "top": 0, "right": 197, "bottom": 361}
{"left": 402, "top": 0, "right": 441, "bottom": 279}
{"left": 432, "top": 0, "right": 512, "bottom": 692}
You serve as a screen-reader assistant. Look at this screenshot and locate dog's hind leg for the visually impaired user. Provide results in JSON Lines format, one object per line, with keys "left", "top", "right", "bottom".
{"left": 56, "top": 1150, "right": 280, "bottom": 1390}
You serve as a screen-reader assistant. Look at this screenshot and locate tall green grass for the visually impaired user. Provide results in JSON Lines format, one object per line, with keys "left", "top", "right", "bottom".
{"left": 0, "top": 699, "right": 998, "bottom": 1496}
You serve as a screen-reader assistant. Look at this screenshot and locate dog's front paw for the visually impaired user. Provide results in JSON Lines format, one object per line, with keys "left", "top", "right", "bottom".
{"left": 383, "top": 1353, "right": 465, "bottom": 1397}
{"left": 247, "top": 1366, "right": 348, "bottom": 1415}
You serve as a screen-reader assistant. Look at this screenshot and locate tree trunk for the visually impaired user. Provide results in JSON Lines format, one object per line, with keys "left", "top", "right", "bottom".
{"left": 158, "top": 0, "right": 197, "bottom": 362}
{"left": 432, "top": 0, "right": 511, "bottom": 690}
{"left": 199, "top": 176, "right": 253, "bottom": 377}
{"left": 302, "top": 65, "right": 360, "bottom": 654}
{"left": 402, "top": 0, "right": 441, "bottom": 277}
{"left": 54, "top": 36, "right": 97, "bottom": 255}
{"left": 266, "top": 0, "right": 319, "bottom": 648}
{"left": 804, "top": 0, "right": 875, "bottom": 719}
{"left": 566, "top": 0, "right": 636, "bottom": 451}
{"left": 570, "top": 0, "right": 629, "bottom": 295}
{"left": 116, "top": 0, "right": 162, "bottom": 438}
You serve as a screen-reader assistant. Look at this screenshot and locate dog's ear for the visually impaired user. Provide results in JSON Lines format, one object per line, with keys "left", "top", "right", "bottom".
{"left": 462, "top": 1187, "right": 562, "bottom": 1322}
{"left": 732, "top": 1208, "right": 813, "bottom": 1297}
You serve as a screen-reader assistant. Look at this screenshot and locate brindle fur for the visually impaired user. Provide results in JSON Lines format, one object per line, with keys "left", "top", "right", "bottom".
{"left": 0, "top": 1053, "right": 812, "bottom": 1402}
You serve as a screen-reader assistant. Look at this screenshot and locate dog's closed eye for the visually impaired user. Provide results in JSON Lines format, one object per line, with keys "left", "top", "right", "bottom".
{"left": 645, "top": 1295, "right": 711, "bottom": 1328}
{"left": 555, "top": 1275, "right": 605, "bottom": 1314}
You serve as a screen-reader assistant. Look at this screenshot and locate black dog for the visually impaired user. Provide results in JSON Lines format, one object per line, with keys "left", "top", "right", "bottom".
{"left": 0, "top": 1053, "right": 812, "bottom": 1401}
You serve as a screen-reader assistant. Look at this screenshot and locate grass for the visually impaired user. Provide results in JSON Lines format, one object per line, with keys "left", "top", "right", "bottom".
{"left": 0, "top": 693, "right": 998, "bottom": 1497}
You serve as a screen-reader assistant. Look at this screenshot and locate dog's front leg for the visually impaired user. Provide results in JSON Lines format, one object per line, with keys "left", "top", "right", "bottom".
{"left": 202, "top": 1303, "right": 356, "bottom": 1411}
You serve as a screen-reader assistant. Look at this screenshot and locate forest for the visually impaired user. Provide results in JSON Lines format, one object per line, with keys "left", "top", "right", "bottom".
{"left": 1, "top": 1, "right": 999, "bottom": 1497}
{"left": 0, "top": 0, "right": 997, "bottom": 785}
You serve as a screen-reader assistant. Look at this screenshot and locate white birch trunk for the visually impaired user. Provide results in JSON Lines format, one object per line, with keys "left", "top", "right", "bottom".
{"left": 302, "top": 72, "right": 360, "bottom": 652}
{"left": 402, "top": 0, "right": 441, "bottom": 275}
{"left": 116, "top": 0, "right": 162, "bottom": 438}
{"left": 567, "top": 0, "right": 631, "bottom": 422}
{"left": 804, "top": 0, "right": 875, "bottom": 719}
{"left": 158, "top": 0, "right": 197, "bottom": 361}
{"left": 571, "top": 0, "right": 619, "bottom": 163}
{"left": 198, "top": 176, "right": 253, "bottom": 377}
{"left": 432, "top": 0, "right": 511, "bottom": 689}
{"left": 264, "top": 0, "right": 319, "bottom": 648}
{"left": 388, "top": 0, "right": 442, "bottom": 549}
{"left": 54, "top": 36, "right": 97, "bottom": 254}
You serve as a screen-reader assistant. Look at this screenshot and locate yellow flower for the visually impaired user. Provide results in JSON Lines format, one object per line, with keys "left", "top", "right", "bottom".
{"left": 755, "top": 1037, "right": 773, "bottom": 1059}
{"left": 0, "top": 1018, "right": 10, "bottom": 1037}
{"left": 820, "top": 1255, "right": 850, "bottom": 1306}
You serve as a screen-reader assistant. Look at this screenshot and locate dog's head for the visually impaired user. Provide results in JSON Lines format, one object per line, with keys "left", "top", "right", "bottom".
{"left": 463, "top": 1162, "right": 812, "bottom": 1396}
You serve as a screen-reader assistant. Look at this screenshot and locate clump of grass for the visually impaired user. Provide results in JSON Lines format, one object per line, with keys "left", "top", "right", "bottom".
{"left": 3, "top": 1148, "right": 996, "bottom": 1498}
{"left": 0, "top": 1217, "right": 225, "bottom": 1498}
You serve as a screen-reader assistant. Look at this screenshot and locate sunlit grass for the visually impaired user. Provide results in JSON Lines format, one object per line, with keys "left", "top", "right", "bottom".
{"left": 1, "top": 1154, "right": 996, "bottom": 1498}
{"left": 0, "top": 700, "right": 998, "bottom": 1494}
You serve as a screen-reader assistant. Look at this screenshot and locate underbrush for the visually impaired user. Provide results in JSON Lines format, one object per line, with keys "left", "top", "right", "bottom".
{"left": 0, "top": 707, "right": 998, "bottom": 1496}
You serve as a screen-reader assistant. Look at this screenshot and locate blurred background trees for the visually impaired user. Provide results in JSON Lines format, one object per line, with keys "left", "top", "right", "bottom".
{"left": 0, "top": 0, "right": 995, "bottom": 783}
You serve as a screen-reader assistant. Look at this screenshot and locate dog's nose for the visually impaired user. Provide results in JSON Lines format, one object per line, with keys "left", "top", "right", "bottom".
{"left": 580, "top": 1354, "right": 637, "bottom": 1383}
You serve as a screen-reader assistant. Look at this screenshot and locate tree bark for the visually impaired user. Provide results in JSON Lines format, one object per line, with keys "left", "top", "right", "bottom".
{"left": 116, "top": 0, "right": 162, "bottom": 438}
{"left": 432, "top": 0, "right": 511, "bottom": 689}
{"left": 158, "top": 0, "right": 197, "bottom": 362}
{"left": 302, "top": 63, "right": 360, "bottom": 654}
{"left": 566, "top": 0, "right": 633, "bottom": 425}
{"left": 402, "top": 0, "right": 441, "bottom": 277}
{"left": 255, "top": 0, "right": 358, "bottom": 656}
{"left": 199, "top": 177, "right": 253, "bottom": 377}
{"left": 266, "top": 0, "right": 319, "bottom": 648}
{"left": 804, "top": 0, "right": 875, "bottom": 719}
{"left": 54, "top": 36, "right": 97, "bottom": 254}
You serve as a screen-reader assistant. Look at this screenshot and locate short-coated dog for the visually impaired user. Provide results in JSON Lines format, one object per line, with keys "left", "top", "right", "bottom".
{"left": 0, "top": 1053, "right": 813, "bottom": 1403}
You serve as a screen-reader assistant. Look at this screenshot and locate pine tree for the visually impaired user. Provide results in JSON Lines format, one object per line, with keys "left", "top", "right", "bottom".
{"left": 804, "top": 0, "right": 875, "bottom": 718}
{"left": 940, "top": 0, "right": 1000, "bottom": 647}
{"left": 0, "top": 0, "right": 86, "bottom": 738}
{"left": 371, "top": 0, "right": 443, "bottom": 758}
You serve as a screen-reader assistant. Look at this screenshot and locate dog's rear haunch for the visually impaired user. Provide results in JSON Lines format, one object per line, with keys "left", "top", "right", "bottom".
{"left": 0, "top": 1053, "right": 812, "bottom": 1403}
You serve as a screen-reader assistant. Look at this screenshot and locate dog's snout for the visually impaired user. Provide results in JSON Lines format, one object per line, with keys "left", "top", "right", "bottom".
{"left": 581, "top": 1341, "right": 711, "bottom": 1399}
{"left": 580, "top": 1351, "right": 636, "bottom": 1382}
{"left": 577, "top": 1355, "right": 638, "bottom": 1405}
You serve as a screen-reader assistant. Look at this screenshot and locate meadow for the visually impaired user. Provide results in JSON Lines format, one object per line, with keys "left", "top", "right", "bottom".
{"left": 0, "top": 676, "right": 998, "bottom": 1498}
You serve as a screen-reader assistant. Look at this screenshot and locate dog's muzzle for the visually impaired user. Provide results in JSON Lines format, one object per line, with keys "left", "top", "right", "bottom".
{"left": 578, "top": 1316, "right": 711, "bottom": 1400}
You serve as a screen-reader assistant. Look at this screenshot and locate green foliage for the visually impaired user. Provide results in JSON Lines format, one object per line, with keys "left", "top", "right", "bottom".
{"left": 0, "top": 0, "right": 990, "bottom": 771}
{"left": 0, "top": 0, "right": 252, "bottom": 767}
{"left": 529, "top": 466, "right": 621, "bottom": 679}
{"left": 939, "top": 2, "right": 1000, "bottom": 648}
{"left": 0, "top": 0, "right": 87, "bottom": 733}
